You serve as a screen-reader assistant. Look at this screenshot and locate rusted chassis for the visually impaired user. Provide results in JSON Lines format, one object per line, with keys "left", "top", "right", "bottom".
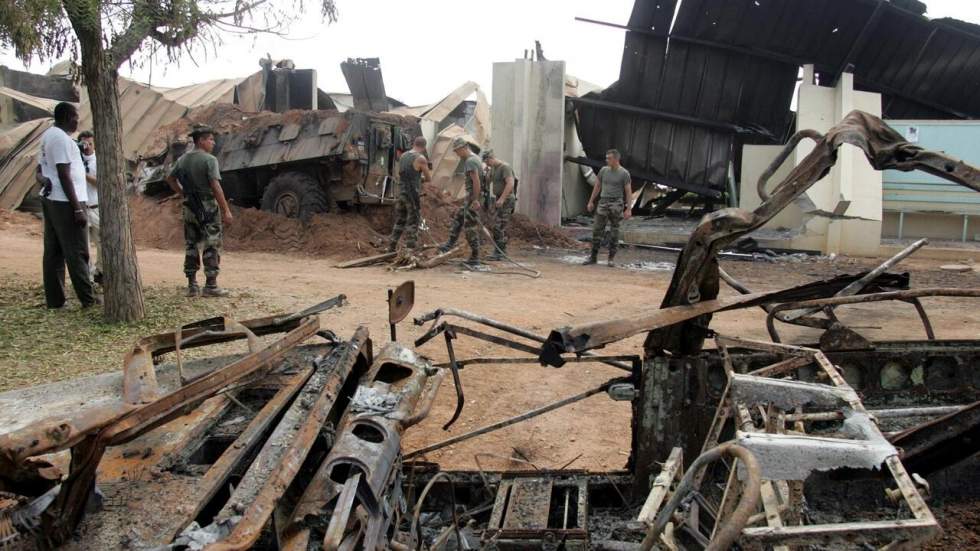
{"left": 0, "top": 299, "right": 346, "bottom": 546}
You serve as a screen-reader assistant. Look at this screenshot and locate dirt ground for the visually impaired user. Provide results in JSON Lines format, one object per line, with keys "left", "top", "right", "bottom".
{"left": 2, "top": 210, "right": 979, "bottom": 544}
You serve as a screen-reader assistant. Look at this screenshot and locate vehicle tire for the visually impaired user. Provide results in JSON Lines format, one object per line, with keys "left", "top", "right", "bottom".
{"left": 260, "top": 171, "right": 329, "bottom": 221}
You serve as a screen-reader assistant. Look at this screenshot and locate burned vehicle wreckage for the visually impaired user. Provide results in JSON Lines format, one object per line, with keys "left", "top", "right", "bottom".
{"left": 2, "top": 112, "right": 979, "bottom": 550}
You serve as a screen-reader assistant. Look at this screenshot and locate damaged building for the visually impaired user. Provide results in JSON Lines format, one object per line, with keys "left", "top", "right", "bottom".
{"left": 487, "top": 0, "right": 980, "bottom": 252}
{"left": 0, "top": 1, "right": 979, "bottom": 549}
{"left": 0, "top": 108, "right": 978, "bottom": 549}
{"left": 0, "top": 57, "right": 490, "bottom": 218}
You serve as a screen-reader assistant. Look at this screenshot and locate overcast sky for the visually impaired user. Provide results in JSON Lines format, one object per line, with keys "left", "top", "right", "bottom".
{"left": 2, "top": 0, "right": 979, "bottom": 107}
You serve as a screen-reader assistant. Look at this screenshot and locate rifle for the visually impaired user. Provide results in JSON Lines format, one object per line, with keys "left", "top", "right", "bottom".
{"left": 174, "top": 166, "right": 215, "bottom": 225}
{"left": 481, "top": 166, "right": 493, "bottom": 214}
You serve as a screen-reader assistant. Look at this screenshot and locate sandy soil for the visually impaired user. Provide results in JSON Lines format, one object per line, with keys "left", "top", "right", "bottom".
{"left": 3, "top": 215, "right": 979, "bottom": 475}
{"left": 3, "top": 209, "right": 980, "bottom": 546}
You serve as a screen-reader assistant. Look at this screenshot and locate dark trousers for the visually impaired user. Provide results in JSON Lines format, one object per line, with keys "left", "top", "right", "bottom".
{"left": 42, "top": 198, "right": 96, "bottom": 308}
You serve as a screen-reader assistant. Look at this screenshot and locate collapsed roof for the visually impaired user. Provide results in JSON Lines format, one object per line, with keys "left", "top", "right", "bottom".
{"left": 0, "top": 58, "right": 485, "bottom": 210}
{"left": 573, "top": 0, "right": 980, "bottom": 199}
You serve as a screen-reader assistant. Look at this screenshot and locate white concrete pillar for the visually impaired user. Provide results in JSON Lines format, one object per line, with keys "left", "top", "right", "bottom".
{"left": 491, "top": 59, "right": 565, "bottom": 226}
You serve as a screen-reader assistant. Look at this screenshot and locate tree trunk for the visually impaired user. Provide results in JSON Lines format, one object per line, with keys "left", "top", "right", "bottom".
{"left": 65, "top": 2, "right": 145, "bottom": 322}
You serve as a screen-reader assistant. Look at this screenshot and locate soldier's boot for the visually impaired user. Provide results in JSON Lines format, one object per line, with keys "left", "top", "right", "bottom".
{"left": 438, "top": 241, "right": 456, "bottom": 254}
{"left": 186, "top": 277, "right": 201, "bottom": 297}
{"left": 607, "top": 250, "right": 617, "bottom": 267}
{"left": 582, "top": 244, "right": 599, "bottom": 265}
{"left": 487, "top": 244, "right": 506, "bottom": 261}
{"left": 202, "top": 276, "right": 230, "bottom": 298}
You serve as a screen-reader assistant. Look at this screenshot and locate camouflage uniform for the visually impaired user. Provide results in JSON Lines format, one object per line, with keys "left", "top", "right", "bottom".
{"left": 492, "top": 196, "right": 517, "bottom": 252}
{"left": 589, "top": 165, "right": 631, "bottom": 263}
{"left": 591, "top": 199, "right": 624, "bottom": 259}
{"left": 445, "top": 208, "right": 464, "bottom": 248}
{"left": 389, "top": 150, "right": 423, "bottom": 250}
{"left": 461, "top": 155, "right": 483, "bottom": 260}
{"left": 183, "top": 198, "right": 222, "bottom": 278}
{"left": 170, "top": 149, "right": 223, "bottom": 279}
{"left": 443, "top": 153, "right": 484, "bottom": 259}
{"left": 489, "top": 161, "right": 517, "bottom": 254}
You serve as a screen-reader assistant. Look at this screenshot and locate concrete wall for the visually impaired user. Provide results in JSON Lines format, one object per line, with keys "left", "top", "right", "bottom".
{"left": 491, "top": 59, "right": 565, "bottom": 226}
{"left": 739, "top": 70, "right": 883, "bottom": 256}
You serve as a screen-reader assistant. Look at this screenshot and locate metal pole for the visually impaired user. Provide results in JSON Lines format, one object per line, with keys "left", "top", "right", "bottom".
{"left": 388, "top": 289, "right": 397, "bottom": 342}
{"left": 415, "top": 308, "right": 634, "bottom": 372}
{"left": 442, "top": 332, "right": 465, "bottom": 431}
{"left": 784, "top": 405, "right": 967, "bottom": 422}
{"left": 782, "top": 238, "right": 928, "bottom": 322}
{"left": 404, "top": 380, "right": 613, "bottom": 459}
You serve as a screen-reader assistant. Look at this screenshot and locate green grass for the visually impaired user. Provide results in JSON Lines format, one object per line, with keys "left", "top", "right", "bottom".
{"left": 0, "top": 276, "right": 279, "bottom": 393}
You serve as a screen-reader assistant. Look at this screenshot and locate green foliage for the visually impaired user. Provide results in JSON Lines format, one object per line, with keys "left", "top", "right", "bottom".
{"left": 0, "top": 276, "right": 278, "bottom": 392}
{"left": 0, "top": 0, "right": 339, "bottom": 67}
{"left": 0, "top": 0, "right": 75, "bottom": 62}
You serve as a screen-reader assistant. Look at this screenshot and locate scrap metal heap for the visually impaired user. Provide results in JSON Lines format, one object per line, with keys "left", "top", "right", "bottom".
{"left": 1, "top": 112, "right": 979, "bottom": 549}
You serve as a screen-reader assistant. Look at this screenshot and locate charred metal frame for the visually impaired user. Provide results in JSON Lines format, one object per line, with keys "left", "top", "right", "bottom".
{"left": 46, "top": 314, "right": 327, "bottom": 544}
{"left": 408, "top": 308, "right": 640, "bottom": 461}
{"left": 766, "top": 288, "right": 980, "bottom": 343}
{"left": 0, "top": 299, "right": 346, "bottom": 546}
{"left": 278, "top": 342, "right": 445, "bottom": 550}
{"left": 199, "top": 327, "right": 372, "bottom": 551}
{"left": 649, "top": 111, "right": 980, "bottom": 357}
{"left": 637, "top": 337, "right": 941, "bottom": 549}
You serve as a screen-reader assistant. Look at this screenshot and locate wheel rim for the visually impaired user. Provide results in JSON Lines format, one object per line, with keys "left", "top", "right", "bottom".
{"left": 274, "top": 192, "right": 300, "bottom": 218}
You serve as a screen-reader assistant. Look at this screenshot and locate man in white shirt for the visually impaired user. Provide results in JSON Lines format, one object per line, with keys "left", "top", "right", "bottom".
{"left": 38, "top": 102, "right": 96, "bottom": 309}
{"left": 78, "top": 130, "right": 102, "bottom": 284}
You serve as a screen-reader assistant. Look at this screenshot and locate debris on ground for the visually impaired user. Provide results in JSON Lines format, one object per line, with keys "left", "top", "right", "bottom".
{"left": 129, "top": 183, "right": 579, "bottom": 262}
{"left": 1, "top": 112, "right": 978, "bottom": 549}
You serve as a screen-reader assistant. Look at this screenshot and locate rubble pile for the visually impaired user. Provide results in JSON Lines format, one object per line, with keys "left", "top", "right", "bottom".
{"left": 130, "top": 184, "right": 579, "bottom": 261}
{"left": 1, "top": 111, "right": 979, "bottom": 550}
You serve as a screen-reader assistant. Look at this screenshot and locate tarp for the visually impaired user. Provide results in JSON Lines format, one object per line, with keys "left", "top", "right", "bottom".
{"left": 0, "top": 86, "right": 61, "bottom": 115}
{"left": 0, "top": 118, "right": 52, "bottom": 210}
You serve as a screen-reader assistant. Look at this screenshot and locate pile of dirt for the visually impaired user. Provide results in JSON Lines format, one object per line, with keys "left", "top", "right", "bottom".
{"left": 130, "top": 185, "right": 581, "bottom": 261}
{"left": 130, "top": 196, "right": 386, "bottom": 260}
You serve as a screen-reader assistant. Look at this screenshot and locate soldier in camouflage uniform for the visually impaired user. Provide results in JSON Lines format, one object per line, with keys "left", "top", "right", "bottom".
{"left": 585, "top": 149, "right": 633, "bottom": 267}
{"left": 438, "top": 137, "right": 483, "bottom": 265}
{"left": 388, "top": 136, "right": 432, "bottom": 252}
{"left": 481, "top": 150, "right": 517, "bottom": 261}
{"left": 441, "top": 154, "right": 489, "bottom": 252}
{"left": 166, "top": 124, "right": 235, "bottom": 297}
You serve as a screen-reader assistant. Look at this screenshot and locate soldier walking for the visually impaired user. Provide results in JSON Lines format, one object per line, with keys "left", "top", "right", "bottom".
{"left": 166, "top": 124, "right": 234, "bottom": 297}
{"left": 438, "top": 137, "right": 482, "bottom": 265}
{"left": 388, "top": 136, "right": 432, "bottom": 252}
{"left": 585, "top": 149, "right": 632, "bottom": 266}
{"left": 482, "top": 150, "right": 517, "bottom": 261}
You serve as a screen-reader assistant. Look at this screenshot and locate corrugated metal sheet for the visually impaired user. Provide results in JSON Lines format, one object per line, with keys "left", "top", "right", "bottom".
{"left": 78, "top": 78, "right": 190, "bottom": 160}
{"left": 0, "top": 78, "right": 193, "bottom": 209}
{"left": 0, "top": 86, "right": 60, "bottom": 114}
{"left": 576, "top": 0, "right": 980, "bottom": 198}
{"left": 341, "top": 58, "right": 390, "bottom": 112}
{"left": 0, "top": 119, "right": 52, "bottom": 210}
{"left": 153, "top": 78, "right": 241, "bottom": 108}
